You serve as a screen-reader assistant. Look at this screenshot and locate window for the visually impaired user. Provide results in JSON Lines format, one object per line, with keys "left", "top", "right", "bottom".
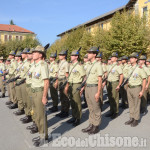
{"left": 143, "top": 6, "right": 148, "bottom": 18}
{"left": 101, "top": 23, "right": 103, "bottom": 29}
{"left": 16, "top": 36, "right": 19, "bottom": 40}
{"left": 20, "top": 36, "right": 22, "bottom": 41}
{"left": 9, "top": 35, "right": 12, "bottom": 41}
{"left": 4, "top": 35, "right": 8, "bottom": 41}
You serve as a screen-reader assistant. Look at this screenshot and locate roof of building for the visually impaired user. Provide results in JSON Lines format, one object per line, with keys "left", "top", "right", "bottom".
{"left": 0, "top": 24, "right": 34, "bottom": 34}
{"left": 57, "top": 0, "right": 137, "bottom": 37}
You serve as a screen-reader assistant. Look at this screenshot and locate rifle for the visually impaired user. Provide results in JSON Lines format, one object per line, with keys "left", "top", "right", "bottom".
{"left": 102, "top": 64, "right": 117, "bottom": 83}
{"left": 73, "top": 60, "right": 97, "bottom": 95}
{"left": 5, "top": 75, "right": 20, "bottom": 85}
{"left": 2, "top": 72, "right": 8, "bottom": 76}
{"left": 120, "top": 64, "right": 138, "bottom": 87}
{"left": 12, "top": 43, "right": 50, "bottom": 89}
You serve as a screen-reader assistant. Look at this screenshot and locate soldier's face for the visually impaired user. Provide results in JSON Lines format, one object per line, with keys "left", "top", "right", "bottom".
{"left": 21, "top": 54, "right": 27, "bottom": 59}
{"left": 59, "top": 55, "right": 65, "bottom": 60}
{"left": 139, "top": 60, "right": 145, "bottom": 65}
{"left": 146, "top": 62, "right": 150, "bottom": 65}
{"left": 111, "top": 57, "right": 117, "bottom": 62}
{"left": 96, "top": 58, "right": 101, "bottom": 61}
{"left": 9, "top": 55, "right": 14, "bottom": 59}
{"left": 84, "top": 58, "right": 88, "bottom": 62}
{"left": 71, "top": 55, "right": 78, "bottom": 62}
{"left": 88, "top": 53, "right": 96, "bottom": 60}
{"left": 0, "top": 60, "right": 2, "bottom": 63}
{"left": 27, "top": 54, "right": 33, "bottom": 60}
{"left": 33, "top": 52, "right": 41, "bottom": 60}
{"left": 50, "top": 57, "right": 55, "bottom": 61}
{"left": 130, "top": 57, "right": 137, "bottom": 64}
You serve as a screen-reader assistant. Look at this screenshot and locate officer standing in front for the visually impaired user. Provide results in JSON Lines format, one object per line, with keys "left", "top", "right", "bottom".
{"left": 81, "top": 47, "right": 103, "bottom": 134}
{"left": 125, "top": 52, "right": 146, "bottom": 127}
{"left": 31, "top": 45, "right": 49, "bottom": 147}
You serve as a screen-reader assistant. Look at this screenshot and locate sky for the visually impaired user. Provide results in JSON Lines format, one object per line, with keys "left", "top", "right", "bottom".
{"left": 0, "top": 0, "right": 129, "bottom": 46}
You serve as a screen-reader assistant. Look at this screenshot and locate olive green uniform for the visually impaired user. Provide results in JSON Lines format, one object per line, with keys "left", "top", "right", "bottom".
{"left": 49, "top": 61, "right": 58, "bottom": 107}
{"left": 107, "top": 62, "right": 123, "bottom": 114}
{"left": 121, "top": 63, "right": 131, "bottom": 106}
{"left": 19, "top": 59, "right": 30, "bottom": 115}
{"left": 8, "top": 58, "right": 18, "bottom": 103}
{"left": 31, "top": 60, "right": 49, "bottom": 139}
{"left": 26, "top": 61, "right": 35, "bottom": 118}
{"left": 85, "top": 60, "right": 103, "bottom": 126}
{"left": 68, "top": 62, "right": 85, "bottom": 120}
{"left": 141, "top": 65, "right": 150, "bottom": 111}
{"left": 0, "top": 62, "right": 6, "bottom": 95}
{"left": 14, "top": 61, "right": 24, "bottom": 110}
{"left": 58, "top": 59, "right": 70, "bottom": 113}
{"left": 127, "top": 65, "right": 147, "bottom": 120}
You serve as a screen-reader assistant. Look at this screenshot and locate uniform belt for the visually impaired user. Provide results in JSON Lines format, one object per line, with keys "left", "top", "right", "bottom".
{"left": 69, "top": 82, "right": 81, "bottom": 85}
{"left": 58, "top": 77, "right": 66, "bottom": 81}
{"left": 50, "top": 77, "right": 57, "bottom": 80}
{"left": 31, "top": 87, "right": 44, "bottom": 93}
{"left": 26, "top": 84, "right": 31, "bottom": 88}
{"left": 86, "top": 84, "right": 98, "bottom": 87}
{"left": 128, "top": 85, "right": 141, "bottom": 88}
{"left": 108, "top": 80, "right": 119, "bottom": 83}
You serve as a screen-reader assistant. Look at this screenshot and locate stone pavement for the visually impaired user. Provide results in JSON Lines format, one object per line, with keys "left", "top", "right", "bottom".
{"left": 0, "top": 89, "right": 149, "bottom": 150}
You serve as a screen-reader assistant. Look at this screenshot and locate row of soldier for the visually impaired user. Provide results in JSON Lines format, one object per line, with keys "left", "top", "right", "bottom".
{"left": 0, "top": 46, "right": 150, "bottom": 147}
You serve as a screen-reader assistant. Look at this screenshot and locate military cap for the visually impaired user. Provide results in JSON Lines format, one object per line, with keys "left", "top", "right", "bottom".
{"left": 146, "top": 58, "right": 150, "bottom": 62}
{"left": 59, "top": 49, "right": 68, "bottom": 55}
{"left": 6, "top": 58, "right": 11, "bottom": 61}
{"left": 108, "top": 56, "right": 111, "bottom": 60}
{"left": 15, "top": 51, "right": 22, "bottom": 57}
{"left": 0, "top": 56, "right": 4, "bottom": 60}
{"left": 139, "top": 55, "right": 146, "bottom": 60}
{"left": 28, "top": 48, "right": 34, "bottom": 54}
{"left": 71, "top": 50, "right": 80, "bottom": 56}
{"left": 122, "top": 55, "right": 128, "bottom": 60}
{"left": 32, "top": 45, "right": 45, "bottom": 55}
{"left": 96, "top": 52, "right": 102, "bottom": 58}
{"left": 129, "top": 52, "right": 139, "bottom": 58}
{"left": 22, "top": 48, "right": 30, "bottom": 54}
{"left": 118, "top": 57, "right": 122, "bottom": 61}
{"left": 9, "top": 50, "right": 16, "bottom": 56}
{"left": 111, "top": 52, "right": 118, "bottom": 58}
{"left": 84, "top": 54, "right": 88, "bottom": 58}
{"left": 87, "top": 47, "right": 99, "bottom": 53}
{"left": 50, "top": 51, "right": 57, "bottom": 58}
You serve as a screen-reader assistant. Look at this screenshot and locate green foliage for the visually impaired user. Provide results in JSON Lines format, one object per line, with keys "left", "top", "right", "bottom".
{"left": 0, "top": 36, "right": 40, "bottom": 58}
{"left": 10, "top": 20, "right": 15, "bottom": 25}
{"left": 47, "top": 10, "right": 150, "bottom": 60}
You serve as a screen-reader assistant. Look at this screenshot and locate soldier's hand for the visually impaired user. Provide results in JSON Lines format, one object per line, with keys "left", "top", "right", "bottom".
{"left": 116, "top": 85, "right": 120, "bottom": 91}
{"left": 145, "top": 84, "right": 148, "bottom": 91}
{"left": 64, "top": 86, "right": 68, "bottom": 96}
{"left": 54, "top": 82, "right": 58, "bottom": 89}
{"left": 102, "top": 82, "right": 105, "bottom": 89}
{"left": 42, "top": 97, "right": 48, "bottom": 105}
{"left": 95, "top": 92, "right": 100, "bottom": 102}
{"left": 80, "top": 87, "right": 84, "bottom": 96}
{"left": 139, "top": 91, "right": 143, "bottom": 98}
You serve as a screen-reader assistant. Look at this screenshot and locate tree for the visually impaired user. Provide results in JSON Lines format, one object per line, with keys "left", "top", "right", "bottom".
{"left": 10, "top": 20, "right": 15, "bottom": 25}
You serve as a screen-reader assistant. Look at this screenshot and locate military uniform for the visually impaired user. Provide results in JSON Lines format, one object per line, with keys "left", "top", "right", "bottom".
{"left": 49, "top": 52, "right": 58, "bottom": 112}
{"left": 0, "top": 57, "right": 6, "bottom": 97}
{"left": 82, "top": 47, "right": 103, "bottom": 135}
{"left": 107, "top": 52, "right": 123, "bottom": 118}
{"left": 146, "top": 58, "right": 150, "bottom": 104}
{"left": 8, "top": 51, "right": 18, "bottom": 104}
{"left": 121, "top": 56, "right": 130, "bottom": 108}
{"left": 56, "top": 50, "right": 70, "bottom": 117}
{"left": 125, "top": 52, "right": 147, "bottom": 127}
{"left": 67, "top": 49, "right": 85, "bottom": 126}
{"left": 31, "top": 46, "right": 49, "bottom": 147}
{"left": 139, "top": 55, "right": 150, "bottom": 113}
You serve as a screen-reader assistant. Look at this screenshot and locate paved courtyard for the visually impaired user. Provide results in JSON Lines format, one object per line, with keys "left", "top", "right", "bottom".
{"left": 0, "top": 89, "right": 149, "bottom": 150}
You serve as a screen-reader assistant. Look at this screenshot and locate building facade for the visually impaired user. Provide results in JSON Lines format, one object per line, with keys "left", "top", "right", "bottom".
{"left": 0, "top": 24, "right": 36, "bottom": 43}
{"left": 57, "top": 0, "right": 150, "bottom": 38}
